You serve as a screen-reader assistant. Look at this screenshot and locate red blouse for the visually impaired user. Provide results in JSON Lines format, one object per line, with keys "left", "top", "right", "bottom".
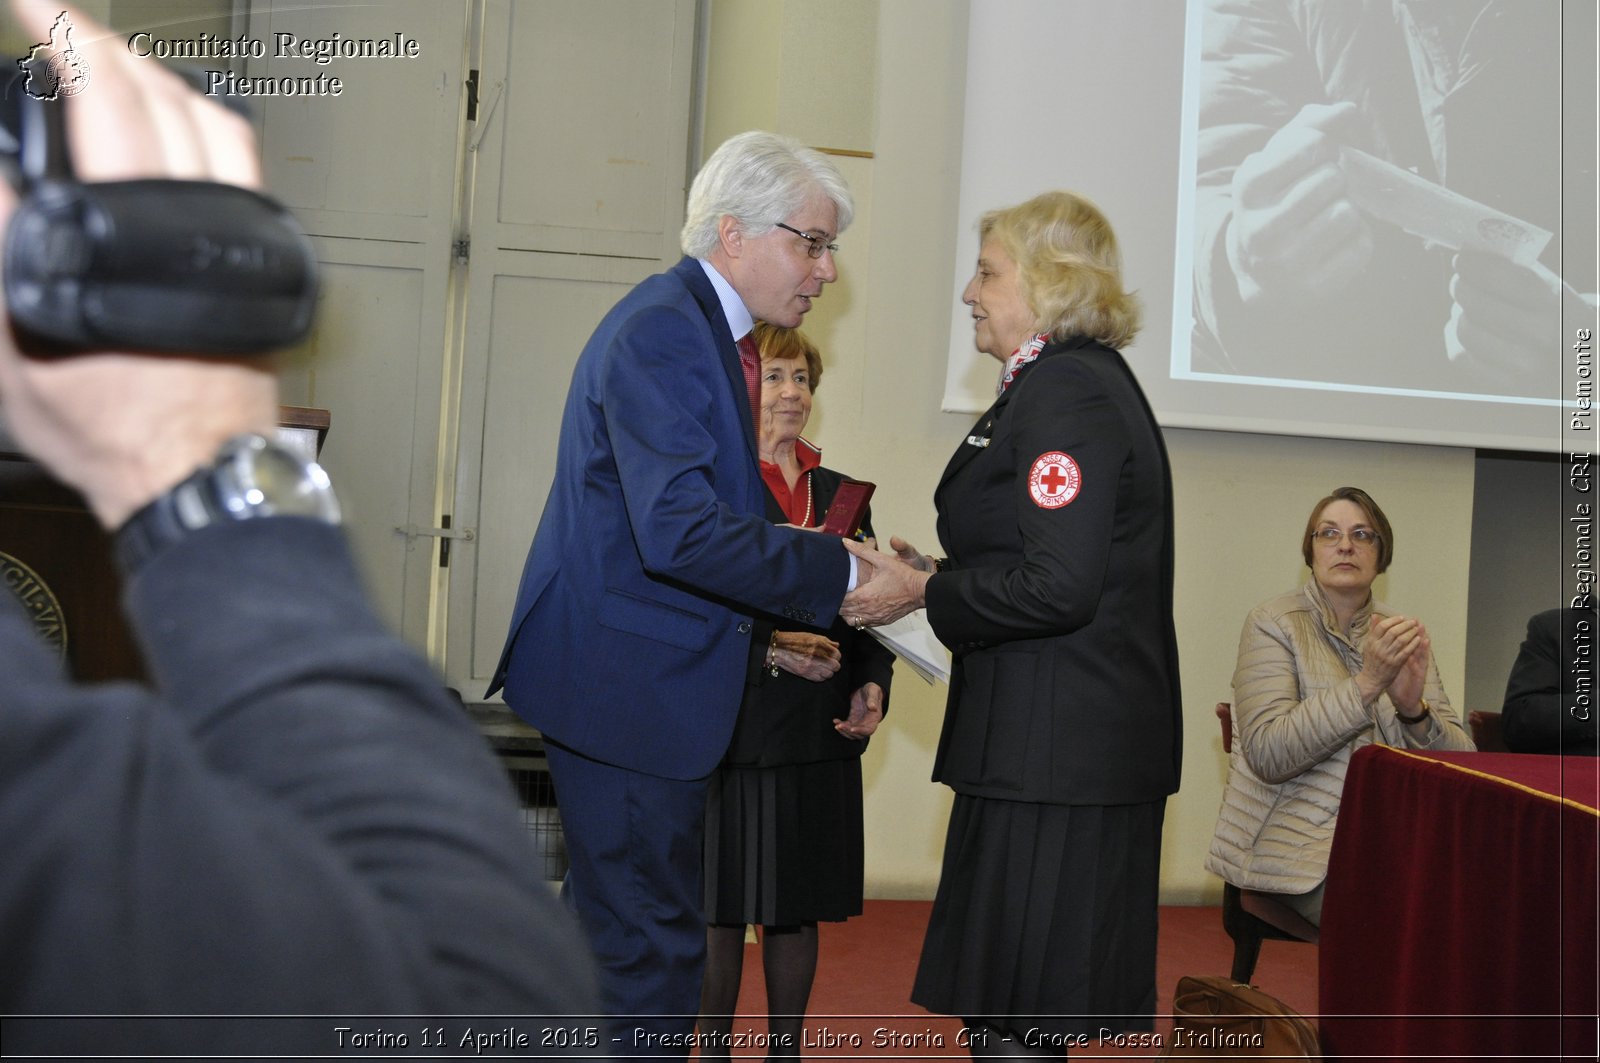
{"left": 759, "top": 437, "right": 822, "bottom": 527}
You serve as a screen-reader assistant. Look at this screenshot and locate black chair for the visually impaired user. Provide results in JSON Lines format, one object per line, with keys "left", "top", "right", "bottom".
{"left": 1215, "top": 702, "right": 1321, "bottom": 983}
{"left": 1468, "top": 709, "right": 1509, "bottom": 753}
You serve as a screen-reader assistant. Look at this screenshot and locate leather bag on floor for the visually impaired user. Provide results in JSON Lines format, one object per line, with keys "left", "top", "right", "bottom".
{"left": 1158, "top": 975, "right": 1322, "bottom": 1059}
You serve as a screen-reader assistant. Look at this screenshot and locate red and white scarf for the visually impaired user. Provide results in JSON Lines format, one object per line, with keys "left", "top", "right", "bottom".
{"left": 997, "top": 332, "right": 1051, "bottom": 395}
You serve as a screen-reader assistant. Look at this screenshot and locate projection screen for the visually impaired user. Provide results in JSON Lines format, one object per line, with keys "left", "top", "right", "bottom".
{"left": 941, "top": 0, "right": 1597, "bottom": 454}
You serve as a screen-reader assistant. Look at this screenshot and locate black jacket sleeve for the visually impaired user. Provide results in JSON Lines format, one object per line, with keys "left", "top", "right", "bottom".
{"left": 1501, "top": 607, "right": 1600, "bottom": 755}
{"left": 1, "top": 519, "right": 598, "bottom": 1050}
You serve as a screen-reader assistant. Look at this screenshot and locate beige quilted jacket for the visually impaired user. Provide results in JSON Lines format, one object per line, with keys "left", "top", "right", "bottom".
{"left": 1206, "top": 580, "right": 1475, "bottom": 895}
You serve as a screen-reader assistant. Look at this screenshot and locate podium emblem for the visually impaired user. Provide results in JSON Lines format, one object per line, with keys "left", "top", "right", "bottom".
{"left": 1, "top": 550, "right": 68, "bottom": 659}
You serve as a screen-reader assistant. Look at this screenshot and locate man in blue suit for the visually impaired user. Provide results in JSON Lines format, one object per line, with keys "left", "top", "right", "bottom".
{"left": 488, "top": 131, "right": 861, "bottom": 1052}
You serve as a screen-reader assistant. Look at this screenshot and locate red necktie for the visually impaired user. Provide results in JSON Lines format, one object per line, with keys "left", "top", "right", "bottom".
{"left": 736, "top": 332, "right": 762, "bottom": 438}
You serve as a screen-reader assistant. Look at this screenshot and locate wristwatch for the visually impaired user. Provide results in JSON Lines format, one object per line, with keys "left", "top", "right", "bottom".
{"left": 1394, "top": 698, "right": 1433, "bottom": 726}
{"left": 114, "top": 433, "right": 341, "bottom": 574}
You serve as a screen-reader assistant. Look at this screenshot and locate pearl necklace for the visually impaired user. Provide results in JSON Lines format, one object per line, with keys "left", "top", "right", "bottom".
{"left": 763, "top": 450, "right": 814, "bottom": 526}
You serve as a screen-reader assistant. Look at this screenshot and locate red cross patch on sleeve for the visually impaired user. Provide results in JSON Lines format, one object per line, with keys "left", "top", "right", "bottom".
{"left": 1028, "top": 451, "right": 1081, "bottom": 509}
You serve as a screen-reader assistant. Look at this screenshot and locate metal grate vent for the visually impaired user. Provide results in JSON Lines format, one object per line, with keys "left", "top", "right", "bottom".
{"left": 499, "top": 754, "right": 567, "bottom": 882}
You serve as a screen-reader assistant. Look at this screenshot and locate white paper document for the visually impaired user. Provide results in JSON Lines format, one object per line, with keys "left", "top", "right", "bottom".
{"left": 866, "top": 609, "right": 951, "bottom": 685}
{"left": 1338, "top": 146, "right": 1552, "bottom": 265}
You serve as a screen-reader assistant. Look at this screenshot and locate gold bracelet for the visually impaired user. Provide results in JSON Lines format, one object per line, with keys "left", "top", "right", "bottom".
{"left": 766, "top": 634, "right": 780, "bottom": 677}
{"left": 1395, "top": 698, "right": 1431, "bottom": 726}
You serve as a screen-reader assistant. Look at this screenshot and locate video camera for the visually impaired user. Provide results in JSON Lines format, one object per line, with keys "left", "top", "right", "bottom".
{"left": 1, "top": 71, "right": 319, "bottom": 354}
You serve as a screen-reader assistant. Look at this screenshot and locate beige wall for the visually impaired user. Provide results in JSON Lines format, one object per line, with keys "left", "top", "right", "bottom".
{"left": 704, "top": 0, "right": 1479, "bottom": 903}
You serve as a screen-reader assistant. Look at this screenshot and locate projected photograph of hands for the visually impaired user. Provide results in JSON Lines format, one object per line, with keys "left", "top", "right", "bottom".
{"left": 1187, "top": 0, "right": 1593, "bottom": 401}
{"left": 945, "top": 0, "right": 1594, "bottom": 452}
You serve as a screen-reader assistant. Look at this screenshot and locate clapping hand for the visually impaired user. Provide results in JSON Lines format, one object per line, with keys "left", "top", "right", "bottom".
{"left": 1356, "top": 614, "right": 1426, "bottom": 712}
{"left": 1386, "top": 623, "right": 1431, "bottom": 719}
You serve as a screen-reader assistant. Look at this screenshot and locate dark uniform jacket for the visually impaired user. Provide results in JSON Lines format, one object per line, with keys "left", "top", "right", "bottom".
{"left": 924, "top": 337, "right": 1182, "bottom": 805}
{"left": 725, "top": 467, "right": 896, "bottom": 768}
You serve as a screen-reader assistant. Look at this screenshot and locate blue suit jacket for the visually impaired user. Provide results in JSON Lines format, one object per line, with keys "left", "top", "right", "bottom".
{"left": 488, "top": 258, "right": 850, "bottom": 779}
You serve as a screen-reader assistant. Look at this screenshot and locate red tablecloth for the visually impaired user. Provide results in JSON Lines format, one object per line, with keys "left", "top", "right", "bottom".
{"left": 1320, "top": 747, "right": 1598, "bottom": 1060}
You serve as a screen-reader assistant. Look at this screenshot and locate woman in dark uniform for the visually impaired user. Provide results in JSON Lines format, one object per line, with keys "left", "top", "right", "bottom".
{"left": 840, "top": 191, "right": 1181, "bottom": 1057}
{"left": 696, "top": 324, "right": 893, "bottom": 1058}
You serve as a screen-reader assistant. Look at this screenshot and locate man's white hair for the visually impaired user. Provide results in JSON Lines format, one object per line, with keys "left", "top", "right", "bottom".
{"left": 680, "top": 131, "right": 854, "bottom": 258}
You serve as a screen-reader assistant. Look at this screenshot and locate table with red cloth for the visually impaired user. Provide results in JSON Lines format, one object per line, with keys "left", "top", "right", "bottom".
{"left": 1320, "top": 746, "right": 1598, "bottom": 1060}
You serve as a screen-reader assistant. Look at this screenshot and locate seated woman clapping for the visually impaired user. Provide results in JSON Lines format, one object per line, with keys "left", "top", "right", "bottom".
{"left": 1207, "top": 486, "right": 1474, "bottom": 926}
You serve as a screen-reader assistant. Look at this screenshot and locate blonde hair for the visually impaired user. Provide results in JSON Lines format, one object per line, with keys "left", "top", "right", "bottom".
{"left": 752, "top": 322, "right": 823, "bottom": 392}
{"left": 978, "top": 190, "right": 1141, "bottom": 349}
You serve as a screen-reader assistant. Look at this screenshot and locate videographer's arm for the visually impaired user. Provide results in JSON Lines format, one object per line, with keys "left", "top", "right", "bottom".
{"left": 4, "top": 522, "right": 599, "bottom": 1024}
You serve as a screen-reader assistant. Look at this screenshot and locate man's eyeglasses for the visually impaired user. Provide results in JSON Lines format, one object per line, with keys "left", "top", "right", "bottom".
{"left": 774, "top": 222, "right": 838, "bottom": 259}
{"left": 1312, "top": 527, "right": 1380, "bottom": 548}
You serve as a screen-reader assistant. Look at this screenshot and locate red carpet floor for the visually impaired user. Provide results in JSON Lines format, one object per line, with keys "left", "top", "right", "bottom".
{"left": 700, "top": 901, "right": 1317, "bottom": 1059}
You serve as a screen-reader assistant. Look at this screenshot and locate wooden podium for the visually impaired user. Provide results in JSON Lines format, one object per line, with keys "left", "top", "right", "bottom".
{"left": 0, "top": 406, "right": 330, "bottom": 682}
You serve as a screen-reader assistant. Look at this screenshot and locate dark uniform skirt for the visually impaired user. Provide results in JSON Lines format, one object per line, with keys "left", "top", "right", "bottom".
{"left": 911, "top": 793, "right": 1166, "bottom": 1038}
{"left": 703, "top": 758, "right": 865, "bottom": 926}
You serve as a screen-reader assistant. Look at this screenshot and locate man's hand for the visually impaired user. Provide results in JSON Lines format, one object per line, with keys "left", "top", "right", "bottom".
{"left": 1444, "top": 252, "right": 1581, "bottom": 392}
{"left": 0, "top": 0, "right": 278, "bottom": 529}
{"left": 1225, "top": 102, "right": 1373, "bottom": 304}
{"left": 839, "top": 539, "right": 931, "bottom": 628}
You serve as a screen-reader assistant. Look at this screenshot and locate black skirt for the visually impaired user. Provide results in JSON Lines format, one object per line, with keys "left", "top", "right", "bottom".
{"left": 703, "top": 758, "right": 864, "bottom": 926}
{"left": 911, "top": 793, "right": 1166, "bottom": 1037}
